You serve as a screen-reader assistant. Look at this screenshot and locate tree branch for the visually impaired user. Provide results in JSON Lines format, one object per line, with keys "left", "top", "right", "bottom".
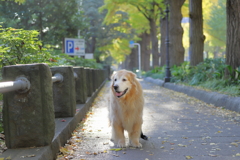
{"left": 130, "top": 2, "right": 151, "bottom": 21}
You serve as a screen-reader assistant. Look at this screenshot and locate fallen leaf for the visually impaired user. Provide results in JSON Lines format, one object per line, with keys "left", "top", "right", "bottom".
{"left": 186, "top": 156, "right": 193, "bottom": 159}
{"left": 61, "top": 119, "right": 66, "bottom": 122}
{"left": 60, "top": 147, "right": 73, "bottom": 155}
{"left": 231, "top": 142, "right": 238, "bottom": 147}
{"left": 178, "top": 144, "right": 187, "bottom": 147}
{"left": 110, "top": 148, "right": 122, "bottom": 151}
{"left": 236, "top": 153, "right": 240, "bottom": 156}
{"left": 210, "top": 143, "right": 216, "bottom": 145}
{"left": 112, "top": 154, "right": 119, "bottom": 157}
{"left": 209, "top": 154, "right": 217, "bottom": 157}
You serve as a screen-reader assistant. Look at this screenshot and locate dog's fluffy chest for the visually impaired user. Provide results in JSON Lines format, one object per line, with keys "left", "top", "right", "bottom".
{"left": 113, "top": 99, "right": 143, "bottom": 125}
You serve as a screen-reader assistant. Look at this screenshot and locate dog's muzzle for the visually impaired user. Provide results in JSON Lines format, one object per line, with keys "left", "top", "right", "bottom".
{"left": 113, "top": 85, "right": 128, "bottom": 98}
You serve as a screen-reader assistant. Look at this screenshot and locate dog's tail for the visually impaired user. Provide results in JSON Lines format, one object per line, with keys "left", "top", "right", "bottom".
{"left": 140, "top": 131, "right": 148, "bottom": 140}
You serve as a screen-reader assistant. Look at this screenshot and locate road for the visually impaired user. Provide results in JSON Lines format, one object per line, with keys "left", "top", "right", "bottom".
{"left": 57, "top": 80, "right": 240, "bottom": 160}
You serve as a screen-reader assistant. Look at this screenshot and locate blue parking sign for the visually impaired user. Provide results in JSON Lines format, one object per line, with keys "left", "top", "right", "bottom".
{"left": 66, "top": 40, "right": 74, "bottom": 53}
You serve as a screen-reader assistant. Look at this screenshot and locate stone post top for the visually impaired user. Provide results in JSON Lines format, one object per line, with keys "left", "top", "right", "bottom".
{"left": 3, "top": 63, "right": 49, "bottom": 68}
{"left": 50, "top": 66, "right": 73, "bottom": 69}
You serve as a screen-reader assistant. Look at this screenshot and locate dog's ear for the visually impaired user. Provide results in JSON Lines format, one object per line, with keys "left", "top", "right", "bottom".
{"left": 111, "top": 71, "right": 117, "bottom": 80}
{"left": 128, "top": 71, "right": 137, "bottom": 80}
{"left": 128, "top": 71, "right": 138, "bottom": 90}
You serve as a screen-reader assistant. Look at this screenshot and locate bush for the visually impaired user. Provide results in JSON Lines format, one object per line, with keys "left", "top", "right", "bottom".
{"left": 145, "top": 58, "right": 240, "bottom": 96}
{"left": 49, "top": 53, "right": 103, "bottom": 69}
{"left": 0, "top": 26, "right": 52, "bottom": 67}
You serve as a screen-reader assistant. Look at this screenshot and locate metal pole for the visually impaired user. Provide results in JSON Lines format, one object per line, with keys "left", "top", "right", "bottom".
{"left": 129, "top": 42, "right": 142, "bottom": 78}
{"left": 164, "top": 4, "right": 171, "bottom": 82}
{"left": 52, "top": 73, "right": 63, "bottom": 83}
{"left": 136, "top": 43, "right": 141, "bottom": 78}
{"left": 0, "top": 77, "right": 30, "bottom": 93}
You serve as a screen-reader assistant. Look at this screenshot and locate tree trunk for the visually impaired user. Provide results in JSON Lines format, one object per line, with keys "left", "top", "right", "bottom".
{"left": 139, "top": 32, "right": 151, "bottom": 71}
{"left": 169, "top": 0, "right": 185, "bottom": 67}
{"left": 127, "top": 47, "right": 138, "bottom": 71}
{"left": 160, "top": 16, "right": 167, "bottom": 66}
{"left": 226, "top": 0, "right": 240, "bottom": 77}
{"left": 149, "top": 18, "right": 160, "bottom": 68}
{"left": 189, "top": 0, "right": 205, "bottom": 66}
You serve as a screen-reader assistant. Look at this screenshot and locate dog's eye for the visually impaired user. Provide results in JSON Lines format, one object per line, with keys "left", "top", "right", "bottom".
{"left": 122, "top": 78, "right": 127, "bottom": 81}
{"left": 114, "top": 79, "right": 117, "bottom": 81}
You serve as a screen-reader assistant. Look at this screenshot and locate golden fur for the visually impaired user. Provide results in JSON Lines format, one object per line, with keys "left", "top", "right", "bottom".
{"left": 109, "top": 70, "right": 144, "bottom": 147}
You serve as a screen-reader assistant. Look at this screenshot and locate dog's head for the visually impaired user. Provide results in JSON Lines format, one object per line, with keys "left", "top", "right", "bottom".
{"left": 111, "top": 70, "right": 137, "bottom": 98}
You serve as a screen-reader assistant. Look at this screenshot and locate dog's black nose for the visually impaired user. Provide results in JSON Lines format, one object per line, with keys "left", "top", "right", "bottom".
{"left": 114, "top": 85, "right": 118, "bottom": 90}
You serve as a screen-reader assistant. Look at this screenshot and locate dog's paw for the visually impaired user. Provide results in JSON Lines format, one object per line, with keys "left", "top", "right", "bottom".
{"left": 117, "top": 140, "right": 126, "bottom": 148}
{"left": 130, "top": 142, "right": 142, "bottom": 148}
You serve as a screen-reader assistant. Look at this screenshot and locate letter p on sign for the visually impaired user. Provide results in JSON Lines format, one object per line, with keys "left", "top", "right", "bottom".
{"left": 66, "top": 40, "right": 74, "bottom": 53}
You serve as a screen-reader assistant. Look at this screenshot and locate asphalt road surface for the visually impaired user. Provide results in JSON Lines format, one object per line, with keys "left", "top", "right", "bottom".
{"left": 57, "top": 80, "right": 240, "bottom": 160}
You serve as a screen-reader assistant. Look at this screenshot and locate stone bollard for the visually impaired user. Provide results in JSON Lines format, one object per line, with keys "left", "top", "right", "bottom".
{"left": 73, "top": 67, "right": 87, "bottom": 104}
{"left": 100, "top": 69, "right": 104, "bottom": 84}
{"left": 51, "top": 66, "right": 76, "bottom": 117}
{"left": 2, "top": 63, "right": 55, "bottom": 149}
{"left": 85, "top": 68, "right": 93, "bottom": 97}
{"left": 103, "top": 65, "right": 111, "bottom": 80}
{"left": 92, "top": 69, "right": 98, "bottom": 92}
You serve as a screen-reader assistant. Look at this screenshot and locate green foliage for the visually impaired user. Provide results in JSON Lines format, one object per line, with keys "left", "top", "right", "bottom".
{"left": 145, "top": 58, "right": 240, "bottom": 96}
{"left": 0, "top": 26, "right": 52, "bottom": 67}
{"left": 0, "top": 0, "right": 87, "bottom": 47}
{"left": 0, "top": 25, "right": 103, "bottom": 69}
{"left": 171, "top": 62, "right": 190, "bottom": 82}
{"left": 226, "top": 65, "right": 240, "bottom": 83}
{"left": 49, "top": 53, "right": 103, "bottom": 69}
{"left": 205, "top": 0, "right": 226, "bottom": 46}
{"left": 188, "top": 58, "right": 227, "bottom": 85}
{"left": 144, "top": 66, "right": 165, "bottom": 79}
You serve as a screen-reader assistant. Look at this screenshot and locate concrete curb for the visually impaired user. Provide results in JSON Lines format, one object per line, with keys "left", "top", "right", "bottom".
{"left": 1, "top": 80, "right": 107, "bottom": 160}
{"left": 144, "top": 77, "right": 240, "bottom": 113}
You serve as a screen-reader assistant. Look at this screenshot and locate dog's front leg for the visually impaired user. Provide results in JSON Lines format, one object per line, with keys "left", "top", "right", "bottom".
{"left": 128, "top": 123, "right": 142, "bottom": 148}
{"left": 111, "top": 123, "right": 126, "bottom": 148}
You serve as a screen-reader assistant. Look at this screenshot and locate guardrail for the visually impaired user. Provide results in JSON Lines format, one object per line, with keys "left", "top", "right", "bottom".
{"left": 1, "top": 63, "right": 110, "bottom": 149}
{"left": 0, "top": 77, "right": 30, "bottom": 93}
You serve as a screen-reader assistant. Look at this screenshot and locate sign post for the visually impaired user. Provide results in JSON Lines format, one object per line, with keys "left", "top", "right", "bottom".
{"left": 64, "top": 38, "right": 85, "bottom": 55}
{"left": 129, "top": 41, "right": 141, "bottom": 78}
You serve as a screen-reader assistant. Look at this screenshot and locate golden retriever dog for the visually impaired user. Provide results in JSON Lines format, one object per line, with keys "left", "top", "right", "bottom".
{"left": 109, "top": 70, "right": 147, "bottom": 148}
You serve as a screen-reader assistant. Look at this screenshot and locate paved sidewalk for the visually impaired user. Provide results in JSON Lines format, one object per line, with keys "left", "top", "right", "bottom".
{"left": 57, "top": 80, "right": 240, "bottom": 160}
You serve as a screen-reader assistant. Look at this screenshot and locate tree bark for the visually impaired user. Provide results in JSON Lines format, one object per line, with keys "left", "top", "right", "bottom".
{"left": 126, "top": 47, "right": 138, "bottom": 71}
{"left": 139, "top": 32, "right": 151, "bottom": 71}
{"left": 169, "top": 0, "right": 185, "bottom": 67}
{"left": 149, "top": 18, "right": 160, "bottom": 68}
{"left": 226, "top": 0, "right": 240, "bottom": 77}
{"left": 160, "top": 16, "right": 167, "bottom": 66}
{"left": 189, "top": 0, "right": 205, "bottom": 66}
